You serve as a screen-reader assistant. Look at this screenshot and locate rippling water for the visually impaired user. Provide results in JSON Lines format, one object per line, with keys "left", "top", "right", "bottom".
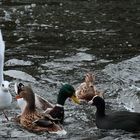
{"left": 0, "top": 0, "right": 140, "bottom": 139}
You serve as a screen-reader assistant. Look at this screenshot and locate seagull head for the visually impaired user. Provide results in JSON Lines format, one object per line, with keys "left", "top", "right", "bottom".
{"left": 0, "top": 81, "right": 10, "bottom": 92}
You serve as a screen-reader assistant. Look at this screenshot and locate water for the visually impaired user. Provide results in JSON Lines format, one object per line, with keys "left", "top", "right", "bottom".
{"left": 0, "top": 0, "right": 140, "bottom": 139}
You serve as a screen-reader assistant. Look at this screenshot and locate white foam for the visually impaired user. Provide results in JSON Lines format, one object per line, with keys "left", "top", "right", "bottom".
{"left": 49, "top": 129, "right": 67, "bottom": 136}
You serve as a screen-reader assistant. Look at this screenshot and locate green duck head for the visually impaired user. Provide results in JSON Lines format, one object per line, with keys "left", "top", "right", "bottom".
{"left": 57, "top": 84, "right": 80, "bottom": 106}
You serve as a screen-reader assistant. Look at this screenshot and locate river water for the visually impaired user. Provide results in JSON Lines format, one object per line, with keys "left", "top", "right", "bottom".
{"left": 0, "top": 0, "right": 140, "bottom": 139}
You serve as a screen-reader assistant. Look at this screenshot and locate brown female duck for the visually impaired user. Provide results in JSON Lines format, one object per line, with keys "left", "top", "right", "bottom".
{"left": 76, "top": 72, "right": 103, "bottom": 102}
{"left": 15, "top": 85, "right": 66, "bottom": 134}
{"left": 15, "top": 83, "right": 54, "bottom": 113}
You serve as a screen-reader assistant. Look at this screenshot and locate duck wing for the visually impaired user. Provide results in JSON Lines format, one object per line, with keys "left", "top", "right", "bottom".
{"left": 32, "top": 118, "right": 66, "bottom": 134}
{"left": 35, "top": 94, "right": 54, "bottom": 111}
{"left": 43, "top": 113, "right": 61, "bottom": 122}
{"left": 19, "top": 111, "right": 66, "bottom": 134}
{"left": 33, "top": 119, "right": 53, "bottom": 127}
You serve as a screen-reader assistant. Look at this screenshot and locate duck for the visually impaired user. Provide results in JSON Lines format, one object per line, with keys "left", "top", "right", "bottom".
{"left": 15, "top": 83, "right": 54, "bottom": 114}
{"left": 15, "top": 83, "right": 80, "bottom": 124}
{"left": 88, "top": 95, "right": 140, "bottom": 132}
{"left": 15, "top": 85, "right": 67, "bottom": 134}
{"left": 76, "top": 72, "right": 103, "bottom": 102}
{"left": 0, "top": 29, "right": 12, "bottom": 121}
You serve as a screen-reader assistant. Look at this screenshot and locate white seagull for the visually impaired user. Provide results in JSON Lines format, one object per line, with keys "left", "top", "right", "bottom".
{"left": 0, "top": 30, "right": 12, "bottom": 121}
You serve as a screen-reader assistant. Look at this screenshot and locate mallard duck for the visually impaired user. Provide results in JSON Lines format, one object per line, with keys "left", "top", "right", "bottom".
{"left": 0, "top": 30, "right": 12, "bottom": 121}
{"left": 15, "top": 83, "right": 80, "bottom": 124}
{"left": 15, "top": 85, "right": 67, "bottom": 134}
{"left": 76, "top": 72, "right": 103, "bottom": 102}
{"left": 15, "top": 83, "right": 54, "bottom": 114}
{"left": 89, "top": 96, "right": 140, "bottom": 132}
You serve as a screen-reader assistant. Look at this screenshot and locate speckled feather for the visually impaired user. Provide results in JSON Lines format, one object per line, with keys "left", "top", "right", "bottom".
{"left": 20, "top": 111, "right": 62, "bottom": 133}
{"left": 76, "top": 73, "right": 103, "bottom": 101}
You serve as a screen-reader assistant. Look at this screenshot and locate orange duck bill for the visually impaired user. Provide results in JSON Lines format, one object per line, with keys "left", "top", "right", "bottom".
{"left": 15, "top": 95, "right": 22, "bottom": 100}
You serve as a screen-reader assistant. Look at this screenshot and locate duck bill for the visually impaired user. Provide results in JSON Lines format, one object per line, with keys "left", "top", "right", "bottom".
{"left": 15, "top": 95, "right": 22, "bottom": 100}
{"left": 71, "top": 95, "right": 80, "bottom": 104}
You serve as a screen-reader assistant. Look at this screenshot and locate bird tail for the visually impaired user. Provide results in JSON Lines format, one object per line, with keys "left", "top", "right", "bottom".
{"left": 0, "top": 30, "right": 5, "bottom": 57}
{"left": 47, "top": 122, "right": 67, "bottom": 135}
{"left": 48, "top": 126, "right": 67, "bottom": 135}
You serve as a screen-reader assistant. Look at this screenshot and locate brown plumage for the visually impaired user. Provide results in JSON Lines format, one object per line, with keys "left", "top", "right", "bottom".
{"left": 16, "top": 86, "right": 66, "bottom": 134}
{"left": 76, "top": 72, "right": 103, "bottom": 102}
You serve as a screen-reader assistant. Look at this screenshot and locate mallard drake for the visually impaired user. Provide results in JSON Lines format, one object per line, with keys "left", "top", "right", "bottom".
{"left": 89, "top": 96, "right": 140, "bottom": 132}
{"left": 0, "top": 30, "right": 12, "bottom": 121}
{"left": 15, "top": 83, "right": 80, "bottom": 124}
{"left": 15, "top": 85, "right": 67, "bottom": 134}
{"left": 76, "top": 72, "right": 103, "bottom": 102}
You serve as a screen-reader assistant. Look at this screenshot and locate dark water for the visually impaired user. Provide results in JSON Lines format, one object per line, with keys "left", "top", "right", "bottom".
{"left": 0, "top": 0, "right": 140, "bottom": 139}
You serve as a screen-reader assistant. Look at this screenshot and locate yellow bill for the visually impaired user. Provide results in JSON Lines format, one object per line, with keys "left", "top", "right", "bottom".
{"left": 71, "top": 95, "right": 80, "bottom": 104}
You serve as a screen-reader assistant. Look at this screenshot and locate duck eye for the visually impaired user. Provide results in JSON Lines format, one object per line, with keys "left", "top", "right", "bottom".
{"left": 2, "top": 84, "right": 4, "bottom": 87}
